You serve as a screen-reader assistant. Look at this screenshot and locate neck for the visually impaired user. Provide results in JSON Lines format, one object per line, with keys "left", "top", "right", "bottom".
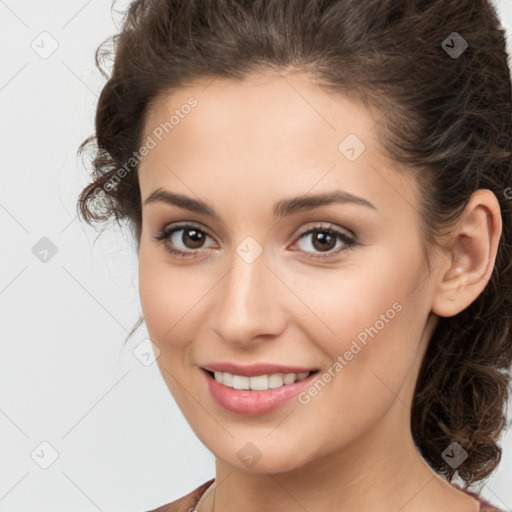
{"left": 198, "top": 398, "right": 478, "bottom": 512}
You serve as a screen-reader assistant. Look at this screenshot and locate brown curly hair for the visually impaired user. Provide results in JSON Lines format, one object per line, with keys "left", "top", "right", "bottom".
{"left": 76, "top": 0, "right": 512, "bottom": 490}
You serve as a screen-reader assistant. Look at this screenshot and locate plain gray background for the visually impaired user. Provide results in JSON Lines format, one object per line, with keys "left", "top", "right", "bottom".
{"left": 1, "top": 1, "right": 512, "bottom": 511}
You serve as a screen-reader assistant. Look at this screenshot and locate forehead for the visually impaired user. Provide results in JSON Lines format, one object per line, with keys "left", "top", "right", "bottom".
{"left": 137, "top": 71, "right": 418, "bottom": 218}
{"left": 141, "top": 71, "right": 378, "bottom": 155}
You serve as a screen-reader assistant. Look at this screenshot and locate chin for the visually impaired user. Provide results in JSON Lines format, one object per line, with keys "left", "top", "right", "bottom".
{"left": 207, "top": 436, "right": 317, "bottom": 474}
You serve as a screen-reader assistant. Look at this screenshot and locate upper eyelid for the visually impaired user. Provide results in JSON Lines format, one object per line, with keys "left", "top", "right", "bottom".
{"left": 159, "top": 222, "right": 216, "bottom": 242}
{"left": 294, "top": 223, "right": 354, "bottom": 239}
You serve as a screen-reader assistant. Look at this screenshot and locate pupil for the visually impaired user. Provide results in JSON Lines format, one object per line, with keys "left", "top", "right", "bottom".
{"left": 184, "top": 229, "right": 204, "bottom": 249}
{"left": 313, "top": 231, "right": 335, "bottom": 252}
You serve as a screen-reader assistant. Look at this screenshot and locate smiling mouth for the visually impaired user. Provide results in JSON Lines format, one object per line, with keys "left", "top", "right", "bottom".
{"left": 203, "top": 369, "right": 320, "bottom": 391}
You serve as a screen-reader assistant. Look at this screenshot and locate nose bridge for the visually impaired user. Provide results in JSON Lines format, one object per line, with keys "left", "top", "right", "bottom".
{"left": 212, "top": 242, "right": 285, "bottom": 344}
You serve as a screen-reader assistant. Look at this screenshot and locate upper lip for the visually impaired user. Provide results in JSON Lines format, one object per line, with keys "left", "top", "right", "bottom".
{"left": 201, "top": 362, "right": 318, "bottom": 377}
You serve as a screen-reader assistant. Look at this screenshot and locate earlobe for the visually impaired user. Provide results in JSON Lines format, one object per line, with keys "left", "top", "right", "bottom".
{"left": 432, "top": 189, "right": 502, "bottom": 318}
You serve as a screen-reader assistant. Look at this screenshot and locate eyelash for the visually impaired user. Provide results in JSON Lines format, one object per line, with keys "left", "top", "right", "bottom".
{"left": 153, "top": 222, "right": 357, "bottom": 260}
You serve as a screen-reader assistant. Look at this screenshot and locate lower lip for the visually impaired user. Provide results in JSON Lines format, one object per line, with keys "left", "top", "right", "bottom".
{"left": 202, "top": 369, "right": 318, "bottom": 416}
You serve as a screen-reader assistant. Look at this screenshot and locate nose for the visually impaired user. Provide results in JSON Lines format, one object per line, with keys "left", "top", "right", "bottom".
{"left": 211, "top": 246, "right": 288, "bottom": 346}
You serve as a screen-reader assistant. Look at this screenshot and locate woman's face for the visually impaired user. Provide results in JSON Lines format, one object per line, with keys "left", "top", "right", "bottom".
{"left": 137, "top": 72, "right": 441, "bottom": 472}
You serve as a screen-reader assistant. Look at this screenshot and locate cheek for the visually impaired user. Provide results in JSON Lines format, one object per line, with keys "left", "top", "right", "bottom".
{"left": 138, "top": 250, "right": 206, "bottom": 410}
{"left": 295, "top": 244, "right": 427, "bottom": 393}
{"left": 138, "top": 245, "right": 209, "bottom": 347}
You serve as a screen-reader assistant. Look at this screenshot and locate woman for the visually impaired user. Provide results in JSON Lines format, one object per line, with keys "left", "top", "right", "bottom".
{"left": 77, "top": 0, "right": 512, "bottom": 511}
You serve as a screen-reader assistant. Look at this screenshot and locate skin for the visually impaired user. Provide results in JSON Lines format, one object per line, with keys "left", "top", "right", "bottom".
{"left": 136, "top": 70, "right": 501, "bottom": 512}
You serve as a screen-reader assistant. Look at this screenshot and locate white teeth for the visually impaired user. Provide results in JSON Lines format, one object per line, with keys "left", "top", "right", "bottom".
{"left": 232, "top": 375, "right": 250, "bottom": 390}
{"left": 283, "top": 373, "right": 296, "bottom": 385}
{"left": 268, "top": 374, "right": 284, "bottom": 388}
{"left": 212, "top": 370, "right": 312, "bottom": 390}
{"left": 222, "top": 372, "right": 233, "bottom": 387}
{"left": 249, "top": 374, "right": 268, "bottom": 390}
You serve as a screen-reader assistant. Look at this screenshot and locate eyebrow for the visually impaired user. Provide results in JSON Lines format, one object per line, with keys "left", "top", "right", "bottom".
{"left": 143, "top": 188, "right": 376, "bottom": 218}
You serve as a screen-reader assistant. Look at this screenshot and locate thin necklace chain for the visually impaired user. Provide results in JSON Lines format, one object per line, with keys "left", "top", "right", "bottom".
{"left": 195, "top": 482, "right": 216, "bottom": 512}
{"left": 193, "top": 476, "right": 480, "bottom": 512}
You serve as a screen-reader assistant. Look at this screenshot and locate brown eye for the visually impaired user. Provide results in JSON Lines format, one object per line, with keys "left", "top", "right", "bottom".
{"left": 154, "top": 223, "right": 216, "bottom": 257}
{"left": 292, "top": 225, "right": 357, "bottom": 260}
{"left": 309, "top": 231, "right": 337, "bottom": 252}
{"left": 180, "top": 227, "right": 206, "bottom": 249}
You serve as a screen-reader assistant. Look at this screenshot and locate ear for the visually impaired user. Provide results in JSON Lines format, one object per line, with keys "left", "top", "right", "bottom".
{"left": 432, "top": 189, "right": 502, "bottom": 318}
